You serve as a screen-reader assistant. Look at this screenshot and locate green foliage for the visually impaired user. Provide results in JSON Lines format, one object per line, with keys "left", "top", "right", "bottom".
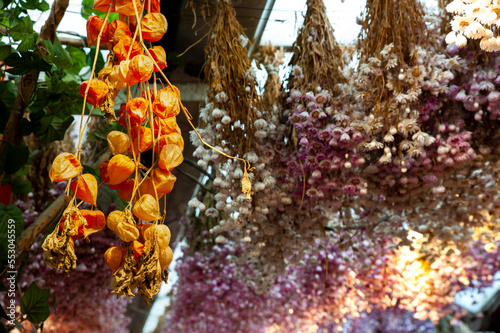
{"left": 81, "top": 0, "right": 118, "bottom": 21}
{"left": 20, "top": 283, "right": 51, "bottom": 324}
{"left": 8, "top": 16, "right": 38, "bottom": 52}
{"left": 0, "top": 143, "right": 29, "bottom": 175}
{"left": 0, "top": 203, "right": 24, "bottom": 272}
{"left": 4, "top": 51, "right": 52, "bottom": 75}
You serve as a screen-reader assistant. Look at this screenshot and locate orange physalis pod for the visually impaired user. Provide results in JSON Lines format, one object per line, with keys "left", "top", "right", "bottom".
{"left": 158, "top": 144, "right": 183, "bottom": 171}
{"left": 115, "top": 0, "right": 142, "bottom": 16}
{"left": 70, "top": 174, "right": 98, "bottom": 205}
{"left": 113, "top": 35, "right": 141, "bottom": 62}
{"left": 116, "top": 220, "right": 140, "bottom": 242}
{"left": 144, "top": 0, "right": 160, "bottom": 13}
{"left": 143, "top": 224, "right": 171, "bottom": 249}
{"left": 153, "top": 116, "right": 181, "bottom": 136}
{"left": 104, "top": 246, "right": 125, "bottom": 272}
{"left": 107, "top": 210, "right": 123, "bottom": 233}
{"left": 117, "top": 178, "right": 136, "bottom": 202}
{"left": 132, "top": 194, "right": 160, "bottom": 221}
{"left": 154, "top": 133, "right": 184, "bottom": 154}
{"left": 126, "top": 97, "right": 149, "bottom": 126}
{"left": 152, "top": 86, "right": 180, "bottom": 119}
{"left": 160, "top": 246, "right": 173, "bottom": 270}
{"left": 139, "top": 223, "right": 153, "bottom": 243}
{"left": 80, "top": 79, "right": 109, "bottom": 107}
{"left": 152, "top": 168, "right": 177, "bottom": 193}
{"left": 129, "top": 54, "right": 154, "bottom": 83}
{"left": 107, "top": 154, "right": 135, "bottom": 185}
{"left": 118, "top": 60, "right": 139, "bottom": 86}
{"left": 93, "top": 0, "right": 115, "bottom": 13}
{"left": 132, "top": 240, "right": 144, "bottom": 258}
{"left": 148, "top": 46, "right": 166, "bottom": 72}
{"left": 80, "top": 210, "right": 106, "bottom": 238}
{"left": 139, "top": 177, "right": 164, "bottom": 199}
{"left": 86, "top": 15, "right": 110, "bottom": 46}
{"left": 100, "top": 161, "right": 125, "bottom": 190}
{"left": 58, "top": 215, "right": 84, "bottom": 240}
{"left": 141, "top": 13, "right": 168, "bottom": 42}
{"left": 49, "top": 152, "right": 82, "bottom": 182}
{"left": 107, "top": 19, "right": 131, "bottom": 46}
{"left": 142, "top": 88, "right": 158, "bottom": 102}
{"left": 107, "top": 131, "right": 131, "bottom": 155}
{"left": 129, "top": 126, "right": 153, "bottom": 153}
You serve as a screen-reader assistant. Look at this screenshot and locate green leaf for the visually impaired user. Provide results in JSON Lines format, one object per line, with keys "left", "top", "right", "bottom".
{"left": 0, "top": 45, "right": 12, "bottom": 61}
{"left": 82, "top": 164, "right": 97, "bottom": 177}
{"left": 16, "top": 33, "right": 37, "bottom": 52}
{"left": 80, "top": 0, "right": 93, "bottom": 19}
{"left": 65, "top": 45, "right": 87, "bottom": 75}
{"left": 20, "top": 283, "right": 51, "bottom": 324}
{"left": 8, "top": 16, "right": 34, "bottom": 42}
{"left": 43, "top": 54, "right": 72, "bottom": 70}
{"left": 42, "top": 40, "right": 55, "bottom": 55}
{"left": 4, "top": 52, "right": 52, "bottom": 75}
{"left": 35, "top": 115, "right": 74, "bottom": 145}
{"left": 0, "top": 143, "right": 29, "bottom": 175}
{"left": 0, "top": 203, "right": 24, "bottom": 273}
{"left": 10, "top": 178, "right": 32, "bottom": 194}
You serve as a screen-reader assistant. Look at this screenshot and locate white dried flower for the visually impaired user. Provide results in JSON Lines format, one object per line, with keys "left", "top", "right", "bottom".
{"left": 221, "top": 115, "right": 231, "bottom": 124}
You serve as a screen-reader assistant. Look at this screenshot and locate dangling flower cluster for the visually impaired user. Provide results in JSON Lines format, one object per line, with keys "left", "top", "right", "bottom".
{"left": 445, "top": 0, "right": 500, "bottom": 51}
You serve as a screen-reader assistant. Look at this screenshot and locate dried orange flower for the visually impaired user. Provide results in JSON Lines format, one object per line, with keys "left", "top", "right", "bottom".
{"left": 132, "top": 240, "right": 144, "bottom": 258}
{"left": 143, "top": 224, "right": 171, "bottom": 248}
{"left": 104, "top": 246, "right": 124, "bottom": 272}
{"left": 107, "top": 209, "right": 140, "bottom": 242}
{"left": 133, "top": 194, "right": 160, "bottom": 221}
{"left": 70, "top": 174, "right": 98, "bottom": 205}
{"left": 113, "top": 35, "right": 141, "bottom": 62}
{"left": 153, "top": 116, "right": 181, "bottom": 136}
{"left": 152, "top": 168, "right": 176, "bottom": 193}
{"left": 118, "top": 59, "right": 140, "bottom": 86}
{"left": 108, "top": 19, "right": 131, "bottom": 46}
{"left": 86, "top": 15, "right": 110, "bottom": 46}
{"left": 93, "top": 0, "right": 115, "bottom": 12}
{"left": 144, "top": 0, "right": 160, "bottom": 13}
{"left": 115, "top": 0, "right": 142, "bottom": 16}
{"left": 117, "top": 178, "right": 136, "bottom": 202}
{"left": 159, "top": 246, "right": 173, "bottom": 270}
{"left": 129, "top": 54, "right": 154, "bottom": 83}
{"left": 80, "top": 210, "right": 106, "bottom": 238}
{"left": 148, "top": 46, "right": 167, "bottom": 72}
{"left": 49, "top": 152, "right": 82, "bottom": 182}
{"left": 158, "top": 144, "right": 183, "bottom": 171}
{"left": 107, "top": 131, "right": 131, "bottom": 155}
{"left": 129, "top": 126, "right": 153, "bottom": 154}
{"left": 107, "top": 154, "right": 135, "bottom": 185}
{"left": 141, "top": 13, "right": 168, "bottom": 42}
{"left": 126, "top": 97, "right": 149, "bottom": 126}
{"left": 154, "top": 133, "right": 184, "bottom": 153}
{"left": 80, "top": 79, "right": 109, "bottom": 107}
{"left": 152, "top": 86, "right": 180, "bottom": 119}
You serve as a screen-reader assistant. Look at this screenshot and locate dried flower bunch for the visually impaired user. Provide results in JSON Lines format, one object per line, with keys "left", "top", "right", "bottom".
{"left": 43, "top": 0, "right": 178, "bottom": 305}
{"left": 445, "top": 0, "right": 500, "bottom": 51}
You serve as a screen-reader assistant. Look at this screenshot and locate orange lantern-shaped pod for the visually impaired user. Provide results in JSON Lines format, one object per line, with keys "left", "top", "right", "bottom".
{"left": 115, "top": 0, "right": 142, "bottom": 16}
{"left": 80, "top": 79, "right": 109, "bottom": 107}
{"left": 152, "top": 168, "right": 176, "bottom": 193}
{"left": 104, "top": 246, "right": 125, "bottom": 272}
{"left": 126, "top": 97, "right": 149, "bottom": 126}
{"left": 152, "top": 86, "right": 180, "bottom": 119}
{"left": 159, "top": 144, "right": 183, "bottom": 171}
{"left": 118, "top": 178, "right": 136, "bottom": 202}
{"left": 107, "top": 154, "right": 135, "bottom": 185}
{"left": 107, "top": 19, "right": 131, "bottom": 46}
{"left": 139, "top": 176, "right": 165, "bottom": 199}
{"left": 144, "top": 0, "right": 160, "bottom": 13}
{"left": 143, "top": 224, "right": 171, "bottom": 249}
{"left": 58, "top": 213, "right": 84, "bottom": 240}
{"left": 70, "top": 174, "right": 98, "bottom": 205}
{"left": 141, "top": 13, "right": 168, "bottom": 42}
{"left": 148, "top": 46, "right": 167, "bottom": 72}
{"left": 159, "top": 246, "right": 173, "bottom": 270}
{"left": 142, "top": 88, "right": 159, "bottom": 102}
{"left": 86, "top": 15, "right": 110, "bottom": 46}
{"left": 129, "top": 126, "right": 153, "bottom": 154}
{"left": 107, "top": 131, "right": 130, "bottom": 155}
{"left": 154, "top": 133, "right": 184, "bottom": 154}
{"left": 113, "top": 35, "right": 141, "bottom": 62}
{"left": 80, "top": 210, "right": 106, "bottom": 238}
{"left": 49, "top": 153, "right": 82, "bottom": 182}
{"left": 118, "top": 103, "right": 128, "bottom": 127}
{"left": 129, "top": 54, "right": 154, "bottom": 83}
{"left": 132, "top": 240, "right": 144, "bottom": 258}
{"left": 100, "top": 161, "right": 124, "bottom": 190}
{"left": 153, "top": 116, "right": 181, "bottom": 136}
{"left": 133, "top": 194, "right": 160, "bottom": 221}
{"left": 118, "top": 60, "right": 140, "bottom": 86}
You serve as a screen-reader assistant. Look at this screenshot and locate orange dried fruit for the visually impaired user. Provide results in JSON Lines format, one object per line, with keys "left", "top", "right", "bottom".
{"left": 143, "top": 224, "right": 171, "bottom": 249}
{"left": 129, "top": 126, "right": 153, "bottom": 153}
{"left": 153, "top": 116, "right": 181, "bottom": 136}
{"left": 118, "top": 178, "right": 136, "bottom": 202}
{"left": 107, "top": 154, "right": 135, "bottom": 185}
{"left": 148, "top": 46, "right": 166, "bottom": 72}
{"left": 129, "top": 54, "right": 154, "bottom": 83}
{"left": 86, "top": 15, "right": 110, "bottom": 46}
{"left": 116, "top": 220, "right": 140, "bottom": 242}
{"left": 144, "top": 0, "right": 160, "bottom": 13}
{"left": 132, "top": 194, "right": 160, "bottom": 221}
{"left": 80, "top": 210, "right": 106, "bottom": 238}
{"left": 58, "top": 215, "right": 84, "bottom": 240}
{"left": 158, "top": 144, "right": 183, "bottom": 171}
{"left": 152, "top": 86, "right": 180, "bottom": 118}
{"left": 49, "top": 152, "right": 82, "bottom": 182}
{"left": 141, "top": 13, "right": 168, "bottom": 42}
{"left": 80, "top": 79, "right": 109, "bottom": 107}
{"left": 115, "top": 0, "right": 142, "bottom": 16}
{"left": 93, "top": 0, "right": 115, "bottom": 12}
{"left": 159, "top": 246, "right": 173, "bottom": 270}
{"left": 107, "top": 131, "right": 130, "bottom": 155}
{"left": 152, "top": 168, "right": 177, "bottom": 193}
{"left": 70, "top": 174, "right": 98, "bottom": 205}
{"left": 113, "top": 35, "right": 141, "bottom": 62}
{"left": 140, "top": 223, "right": 154, "bottom": 243}
{"left": 107, "top": 210, "right": 123, "bottom": 232}
{"left": 139, "top": 177, "right": 164, "bottom": 199}
{"left": 108, "top": 19, "right": 131, "bottom": 45}
{"left": 132, "top": 240, "right": 144, "bottom": 258}
{"left": 104, "top": 246, "right": 125, "bottom": 272}
{"left": 126, "top": 97, "right": 149, "bottom": 126}
{"left": 154, "top": 133, "right": 184, "bottom": 154}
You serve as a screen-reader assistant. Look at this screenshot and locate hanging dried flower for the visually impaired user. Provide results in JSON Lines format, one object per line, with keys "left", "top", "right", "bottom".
{"left": 132, "top": 240, "right": 144, "bottom": 258}
{"left": 153, "top": 116, "right": 181, "bottom": 136}
{"left": 80, "top": 210, "right": 106, "bottom": 238}
{"left": 132, "top": 194, "right": 160, "bottom": 221}
{"left": 139, "top": 177, "right": 164, "bottom": 199}
{"left": 107, "top": 131, "right": 131, "bottom": 155}
{"left": 152, "top": 86, "right": 180, "bottom": 118}
{"left": 126, "top": 97, "right": 149, "bottom": 126}
{"left": 144, "top": 0, "right": 160, "bottom": 13}
{"left": 152, "top": 168, "right": 176, "bottom": 193}
{"left": 107, "top": 154, "right": 135, "bottom": 185}
{"left": 158, "top": 144, "right": 183, "bottom": 171}
{"left": 93, "top": 0, "right": 115, "bottom": 13}
{"left": 86, "top": 15, "right": 110, "bottom": 46}
{"left": 80, "top": 79, "right": 109, "bottom": 107}
{"left": 115, "top": 0, "right": 142, "bottom": 16}
{"left": 148, "top": 46, "right": 167, "bottom": 72}
{"left": 141, "top": 13, "right": 168, "bottom": 42}
{"left": 129, "top": 54, "right": 154, "bottom": 83}
{"left": 130, "top": 126, "right": 153, "bottom": 153}
{"left": 154, "top": 132, "right": 184, "bottom": 153}
{"left": 117, "top": 178, "right": 136, "bottom": 202}
{"left": 159, "top": 245, "right": 173, "bottom": 270}
{"left": 104, "top": 246, "right": 125, "bottom": 272}
{"left": 49, "top": 152, "right": 82, "bottom": 182}
{"left": 113, "top": 35, "right": 141, "bottom": 62}
{"left": 108, "top": 19, "right": 131, "bottom": 46}
{"left": 70, "top": 174, "right": 98, "bottom": 205}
